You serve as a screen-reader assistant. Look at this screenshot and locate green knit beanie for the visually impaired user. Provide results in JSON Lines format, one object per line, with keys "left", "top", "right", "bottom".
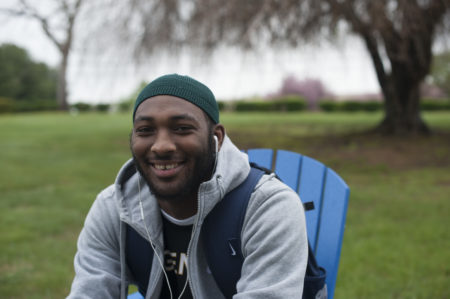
{"left": 133, "top": 74, "right": 219, "bottom": 123}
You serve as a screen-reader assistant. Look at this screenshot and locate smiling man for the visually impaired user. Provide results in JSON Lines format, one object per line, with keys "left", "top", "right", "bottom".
{"left": 67, "top": 74, "right": 308, "bottom": 299}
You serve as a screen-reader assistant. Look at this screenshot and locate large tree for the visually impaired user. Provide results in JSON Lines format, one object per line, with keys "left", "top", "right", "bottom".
{"left": 121, "top": 0, "right": 449, "bottom": 135}
{"left": 1, "top": 0, "right": 84, "bottom": 110}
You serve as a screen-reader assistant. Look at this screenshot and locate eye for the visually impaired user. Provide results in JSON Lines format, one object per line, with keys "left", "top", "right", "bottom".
{"left": 135, "top": 126, "right": 155, "bottom": 135}
{"left": 173, "top": 125, "right": 194, "bottom": 134}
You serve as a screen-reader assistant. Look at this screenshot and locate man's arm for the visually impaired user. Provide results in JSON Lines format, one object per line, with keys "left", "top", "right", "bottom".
{"left": 236, "top": 178, "right": 308, "bottom": 298}
{"left": 67, "top": 186, "right": 123, "bottom": 298}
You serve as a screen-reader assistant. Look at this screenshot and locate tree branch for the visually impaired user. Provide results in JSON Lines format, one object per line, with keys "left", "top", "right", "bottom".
{"left": 17, "top": 0, "right": 64, "bottom": 52}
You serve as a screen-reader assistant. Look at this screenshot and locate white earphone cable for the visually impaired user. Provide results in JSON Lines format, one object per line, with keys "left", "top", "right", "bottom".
{"left": 138, "top": 174, "right": 174, "bottom": 299}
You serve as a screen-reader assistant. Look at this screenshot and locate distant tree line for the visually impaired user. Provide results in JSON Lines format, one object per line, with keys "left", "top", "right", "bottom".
{"left": 0, "top": 43, "right": 58, "bottom": 113}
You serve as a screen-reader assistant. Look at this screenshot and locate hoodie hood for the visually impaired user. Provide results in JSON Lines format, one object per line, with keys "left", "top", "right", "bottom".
{"left": 113, "top": 135, "right": 250, "bottom": 236}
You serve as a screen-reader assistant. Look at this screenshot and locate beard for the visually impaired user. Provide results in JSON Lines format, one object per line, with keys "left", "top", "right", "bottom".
{"left": 131, "top": 133, "right": 216, "bottom": 202}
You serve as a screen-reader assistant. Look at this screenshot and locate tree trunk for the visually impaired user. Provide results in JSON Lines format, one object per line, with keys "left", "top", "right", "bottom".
{"left": 375, "top": 75, "right": 430, "bottom": 135}
{"left": 56, "top": 51, "right": 69, "bottom": 110}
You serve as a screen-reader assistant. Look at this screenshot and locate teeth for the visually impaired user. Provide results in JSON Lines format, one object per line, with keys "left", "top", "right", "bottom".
{"left": 154, "top": 163, "right": 178, "bottom": 170}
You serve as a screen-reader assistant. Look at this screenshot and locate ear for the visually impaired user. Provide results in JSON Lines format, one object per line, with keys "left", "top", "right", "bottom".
{"left": 212, "top": 124, "right": 225, "bottom": 151}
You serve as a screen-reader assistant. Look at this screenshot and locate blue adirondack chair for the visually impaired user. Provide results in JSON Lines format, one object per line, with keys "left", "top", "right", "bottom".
{"left": 129, "top": 149, "right": 350, "bottom": 299}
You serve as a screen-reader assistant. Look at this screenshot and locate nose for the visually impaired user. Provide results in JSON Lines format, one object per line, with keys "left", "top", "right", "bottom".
{"left": 151, "top": 130, "right": 176, "bottom": 155}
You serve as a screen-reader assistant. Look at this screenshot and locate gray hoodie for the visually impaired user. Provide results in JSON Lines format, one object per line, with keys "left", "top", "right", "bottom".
{"left": 68, "top": 136, "right": 308, "bottom": 299}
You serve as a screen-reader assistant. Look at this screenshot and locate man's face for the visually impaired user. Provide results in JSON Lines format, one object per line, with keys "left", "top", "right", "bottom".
{"left": 130, "top": 95, "right": 216, "bottom": 202}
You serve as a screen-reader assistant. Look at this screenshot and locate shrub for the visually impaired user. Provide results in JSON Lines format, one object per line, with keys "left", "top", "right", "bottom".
{"left": 12, "top": 99, "right": 58, "bottom": 112}
{"left": 319, "top": 100, "right": 340, "bottom": 112}
{"left": 421, "top": 99, "right": 450, "bottom": 111}
{"left": 319, "top": 100, "right": 383, "bottom": 112}
{"left": 340, "top": 101, "right": 364, "bottom": 112}
{"left": 273, "top": 95, "right": 306, "bottom": 111}
{"left": 72, "top": 102, "right": 92, "bottom": 112}
{"left": 117, "top": 81, "right": 148, "bottom": 113}
{"left": 95, "top": 103, "right": 110, "bottom": 112}
{"left": 217, "top": 101, "right": 226, "bottom": 111}
{"left": 234, "top": 100, "right": 275, "bottom": 112}
{"left": 0, "top": 97, "right": 14, "bottom": 113}
{"left": 361, "top": 101, "right": 383, "bottom": 112}
{"left": 118, "top": 100, "right": 132, "bottom": 112}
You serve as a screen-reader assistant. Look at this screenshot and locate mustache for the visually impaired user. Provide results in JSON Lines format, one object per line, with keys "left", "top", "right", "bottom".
{"left": 146, "top": 153, "right": 184, "bottom": 162}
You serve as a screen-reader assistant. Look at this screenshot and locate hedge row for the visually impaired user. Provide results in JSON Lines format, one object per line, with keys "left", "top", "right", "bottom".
{"left": 420, "top": 100, "right": 450, "bottom": 111}
{"left": 1, "top": 97, "right": 449, "bottom": 114}
{"left": 0, "top": 98, "right": 113, "bottom": 114}
{"left": 71, "top": 102, "right": 111, "bottom": 112}
{"left": 0, "top": 97, "right": 58, "bottom": 113}
{"left": 319, "top": 100, "right": 382, "bottom": 112}
{"left": 219, "top": 96, "right": 307, "bottom": 112}
{"left": 319, "top": 99, "right": 450, "bottom": 112}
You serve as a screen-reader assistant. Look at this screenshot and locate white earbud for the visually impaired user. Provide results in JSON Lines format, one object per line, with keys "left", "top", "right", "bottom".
{"left": 213, "top": 135, "right": 218, "bottom": 153}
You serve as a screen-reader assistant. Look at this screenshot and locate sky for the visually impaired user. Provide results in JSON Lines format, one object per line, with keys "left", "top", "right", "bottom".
{"left": 0, "top": 3, "right": 381, "bottom": 104}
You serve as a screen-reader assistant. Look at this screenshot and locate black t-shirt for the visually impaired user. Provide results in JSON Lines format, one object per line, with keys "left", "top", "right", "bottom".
{"left": 159, "top": 215, "right": 194, "bottom": 299}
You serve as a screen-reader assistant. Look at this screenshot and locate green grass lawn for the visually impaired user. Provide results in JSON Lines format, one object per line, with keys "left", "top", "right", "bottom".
{"left": 1, "top": 111, "right": 449, "bottom": 298}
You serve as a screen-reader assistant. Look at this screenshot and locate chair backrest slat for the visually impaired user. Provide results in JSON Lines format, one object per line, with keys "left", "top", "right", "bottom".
{"left": 274, "top": 150, "right": 303, "bottom": 191}
{"left": 298, "top": 156, "right": 327, "bottom": 251}
{"left": 247, "top": 148, "right": 273, "bottom": 169}
{"left": 314, "top": 168, "right": 350, "bottom": 296}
